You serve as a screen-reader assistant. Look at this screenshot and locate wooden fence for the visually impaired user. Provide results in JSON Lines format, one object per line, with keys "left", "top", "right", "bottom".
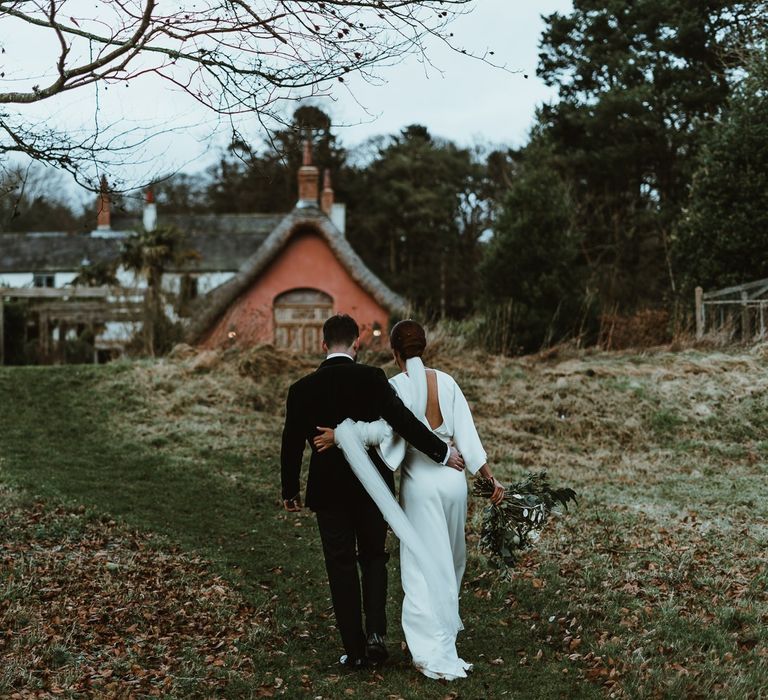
{"left": 0, "top": 286, "right": 145, "bottom": 365}
{"left": 695, "top": 278, "right": 768, "bottom": 341}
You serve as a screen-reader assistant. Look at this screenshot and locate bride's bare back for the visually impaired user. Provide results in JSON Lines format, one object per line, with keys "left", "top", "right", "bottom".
{"left": 425, "top": 369, "right": 444, "bottom": 430}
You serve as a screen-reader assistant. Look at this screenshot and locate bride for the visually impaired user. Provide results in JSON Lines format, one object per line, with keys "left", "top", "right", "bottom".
{"left": 313, "top": 320, "right": 504, "bottom": 681}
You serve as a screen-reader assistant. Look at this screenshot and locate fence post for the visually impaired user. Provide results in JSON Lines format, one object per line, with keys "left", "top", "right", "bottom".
{"left": 0, "top": 298, "right": 4, "bottom": 366}
{"left": 695, "top": 286, "right": 704, "bottom": 339}
{"left": 741, "top": 290, "right": 750, "bottom": 341}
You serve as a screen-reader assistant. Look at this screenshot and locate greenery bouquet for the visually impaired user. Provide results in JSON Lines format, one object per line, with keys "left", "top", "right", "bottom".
{"left": 473, "top": 472, "right": 577, "bottom": 580}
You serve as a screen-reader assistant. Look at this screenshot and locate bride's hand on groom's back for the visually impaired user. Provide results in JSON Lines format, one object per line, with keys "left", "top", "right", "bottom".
{"left": 313, "top": 427, "right": 335, "bottom": 453}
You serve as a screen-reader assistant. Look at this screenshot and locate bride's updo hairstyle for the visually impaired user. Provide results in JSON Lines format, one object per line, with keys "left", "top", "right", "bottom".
{"left": 390, "top": 319, "right": 427, "bottom": 360}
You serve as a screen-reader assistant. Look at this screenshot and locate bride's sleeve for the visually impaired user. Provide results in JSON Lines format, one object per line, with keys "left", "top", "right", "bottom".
{"left": 372, "top": 375, "right": 407, "bottom": 470}
{"left": 451, "top": 379, "right": 488, "bottom": 475}
{"left": 335, "top": 419, "right": 390, "bottom": 447}
{"left": 335, "top": 419, "right": 405, "bottom": 472}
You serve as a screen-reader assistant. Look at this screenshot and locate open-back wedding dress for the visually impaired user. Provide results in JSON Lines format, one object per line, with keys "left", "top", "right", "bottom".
{"left": 334, "top": 357, "right": 487, "bottom": 680}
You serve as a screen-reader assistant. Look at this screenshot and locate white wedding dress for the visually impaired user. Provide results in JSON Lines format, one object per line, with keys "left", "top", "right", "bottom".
{"left": 333, "top": 357, "right": 487, "bottom": 681}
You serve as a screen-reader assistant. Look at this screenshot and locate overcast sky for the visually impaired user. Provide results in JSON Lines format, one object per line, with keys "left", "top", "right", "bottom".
{"left": 327, "top": 0, "right": 573, "bottom": 152}
{"left": 7, "top": 0, "right": 573, "bottom": 196}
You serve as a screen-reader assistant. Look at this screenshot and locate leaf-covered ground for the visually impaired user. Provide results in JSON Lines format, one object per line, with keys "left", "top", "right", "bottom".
{"left": 0, "top": 343, "right": 766, "bottom": 698}
{"left": 0, "top": 492, "right": 263, "bottom": 697}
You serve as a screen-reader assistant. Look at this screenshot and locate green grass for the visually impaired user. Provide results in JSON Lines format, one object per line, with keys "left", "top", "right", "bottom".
{"left": 0, "top": 362, "right": 596, "bottom": 699}
{"left": 1, "top": 347, "right": 767, "bottom": 698}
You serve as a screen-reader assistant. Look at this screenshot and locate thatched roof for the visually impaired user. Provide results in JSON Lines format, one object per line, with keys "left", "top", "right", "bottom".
{"left": 185, "top": 206, "right": 408, "bottom": 344}
{"left": 111, "top": 212, "right": 281, "bottom": 238}
{"left": 0, "top": 213, "right": 283, "bottom": 274}
{"left": 0, "top": 233, "right": 122, "bottom": 273}
{"left": 111, "top": 213, "right": 283, "bottom": 272}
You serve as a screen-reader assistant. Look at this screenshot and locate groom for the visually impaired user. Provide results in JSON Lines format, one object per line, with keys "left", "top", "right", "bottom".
{"left": 280, "top": 313, "right": 464, "bottom": 669}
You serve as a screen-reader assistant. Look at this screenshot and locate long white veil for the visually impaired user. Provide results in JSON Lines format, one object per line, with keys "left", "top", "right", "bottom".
{"left": 333, "top": 356, "right": 461, "bottom": 636}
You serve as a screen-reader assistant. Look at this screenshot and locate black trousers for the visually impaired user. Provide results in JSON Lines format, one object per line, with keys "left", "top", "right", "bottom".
{"left": 315, "top": 496, "right": 389, "bottom": 659}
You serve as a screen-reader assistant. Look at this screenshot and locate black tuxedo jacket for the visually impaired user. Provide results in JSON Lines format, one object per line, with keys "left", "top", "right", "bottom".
{"left": 280, "top": 355, "right": 449, "bottom": 511}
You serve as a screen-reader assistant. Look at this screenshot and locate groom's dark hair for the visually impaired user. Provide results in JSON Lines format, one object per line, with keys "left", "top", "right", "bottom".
{"left": 323, "top": 313, "right": 359, "bottom": 347}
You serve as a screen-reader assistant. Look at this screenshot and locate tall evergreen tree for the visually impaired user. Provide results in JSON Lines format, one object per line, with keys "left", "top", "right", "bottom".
{"left": 673, "top": 49, "right": 768, "bottom": 293}
{"left": 480, "top": 137, "right": 585, "bottom": 352}
{"left": 537, "top": 0, "right": 765, "bottom": 309}
{"left": 347, "top": 126, "right": 490, "bottom": 318}
{"left": 150, "top": 174, "right": 209, "bottom": 216}
{"left": 207, "top": 106, "right": 348, "bottom": 213}
{"left": 0, "top": 167, "right": 85, "bottom": 233}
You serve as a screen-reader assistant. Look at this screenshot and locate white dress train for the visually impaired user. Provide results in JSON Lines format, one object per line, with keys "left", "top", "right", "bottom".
{"left": 334, "top": 357, "right": 487, "bottom": 681}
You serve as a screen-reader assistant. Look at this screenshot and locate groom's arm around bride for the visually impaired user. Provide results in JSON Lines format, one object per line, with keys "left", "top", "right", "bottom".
{"left": 281, "top": 360, "right": 464, "bottom": 510}
{"left": 280, "top": 334, "right": 464, "bottom": 513}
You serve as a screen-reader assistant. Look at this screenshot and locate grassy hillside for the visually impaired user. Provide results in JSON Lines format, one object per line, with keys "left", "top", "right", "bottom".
{"left": 1, "top": 344, "right": 766, "bottom": 698}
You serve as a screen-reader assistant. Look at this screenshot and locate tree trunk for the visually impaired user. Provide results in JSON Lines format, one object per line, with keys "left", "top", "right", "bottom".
{"left": 145, "top": 268, "right": 163, "bottom": 357}
{"left": 440, "top": 251, "right": 447, "bottom": 319}
{"left": 143, "top": 292, "right": 155, "bottom": 358}
{"left": 0, "top": 300, "right": 4, "bottom": 366}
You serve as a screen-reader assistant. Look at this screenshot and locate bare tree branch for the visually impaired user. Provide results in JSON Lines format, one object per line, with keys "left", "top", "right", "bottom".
{"left": 0, "top": 0, "right": 487, "bottom": 187}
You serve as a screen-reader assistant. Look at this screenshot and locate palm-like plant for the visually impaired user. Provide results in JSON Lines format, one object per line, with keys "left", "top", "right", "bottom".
{"left": 71, "top": 260, "right": 119, "bottom": 287}
{"left": 121, "top": 226, "right": 199, "bottom": 356}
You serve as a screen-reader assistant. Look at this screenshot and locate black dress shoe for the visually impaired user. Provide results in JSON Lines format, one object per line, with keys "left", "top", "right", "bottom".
{"left": 366, "top": 633, "right": 389, "bottom": 663}
{"left": 339, "top": 654, "right": 369, "bottom": 671}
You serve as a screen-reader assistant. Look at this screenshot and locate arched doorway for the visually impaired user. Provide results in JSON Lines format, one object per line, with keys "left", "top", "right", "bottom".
{"left": 273, "top": 288, "right": 333, "bottom": 353}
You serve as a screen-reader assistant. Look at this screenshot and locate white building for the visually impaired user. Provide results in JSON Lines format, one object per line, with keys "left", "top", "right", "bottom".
{"left": 0, "top": 182, "right": 284, "bottom": 363}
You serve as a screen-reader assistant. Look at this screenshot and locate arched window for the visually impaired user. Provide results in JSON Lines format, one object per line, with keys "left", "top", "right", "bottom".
{"left": 273, "top": 288, "right": 333, "bottom": 353}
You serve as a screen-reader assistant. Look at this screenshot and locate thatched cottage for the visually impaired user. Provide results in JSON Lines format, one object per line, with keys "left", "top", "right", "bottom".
{"left": 0, "top": 145, "right": 406, "bottom": 362}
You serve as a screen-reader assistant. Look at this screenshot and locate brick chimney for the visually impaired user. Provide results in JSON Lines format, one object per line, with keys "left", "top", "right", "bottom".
{"left": 297, "top": 138, "right": 319, "bottom": 207}
{"left": 142, "top": 187, "right": 157, "bottom": 232}
{"left": 321, "top": 169, "right": 334, "bottom": 216}
{"left": 96, "top": 175, "right": 111, "bottom": 230}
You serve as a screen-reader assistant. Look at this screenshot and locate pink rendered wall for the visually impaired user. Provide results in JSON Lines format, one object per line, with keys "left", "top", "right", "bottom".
{"left": 201, "top": 229, "right": 391, "bottom": 349}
